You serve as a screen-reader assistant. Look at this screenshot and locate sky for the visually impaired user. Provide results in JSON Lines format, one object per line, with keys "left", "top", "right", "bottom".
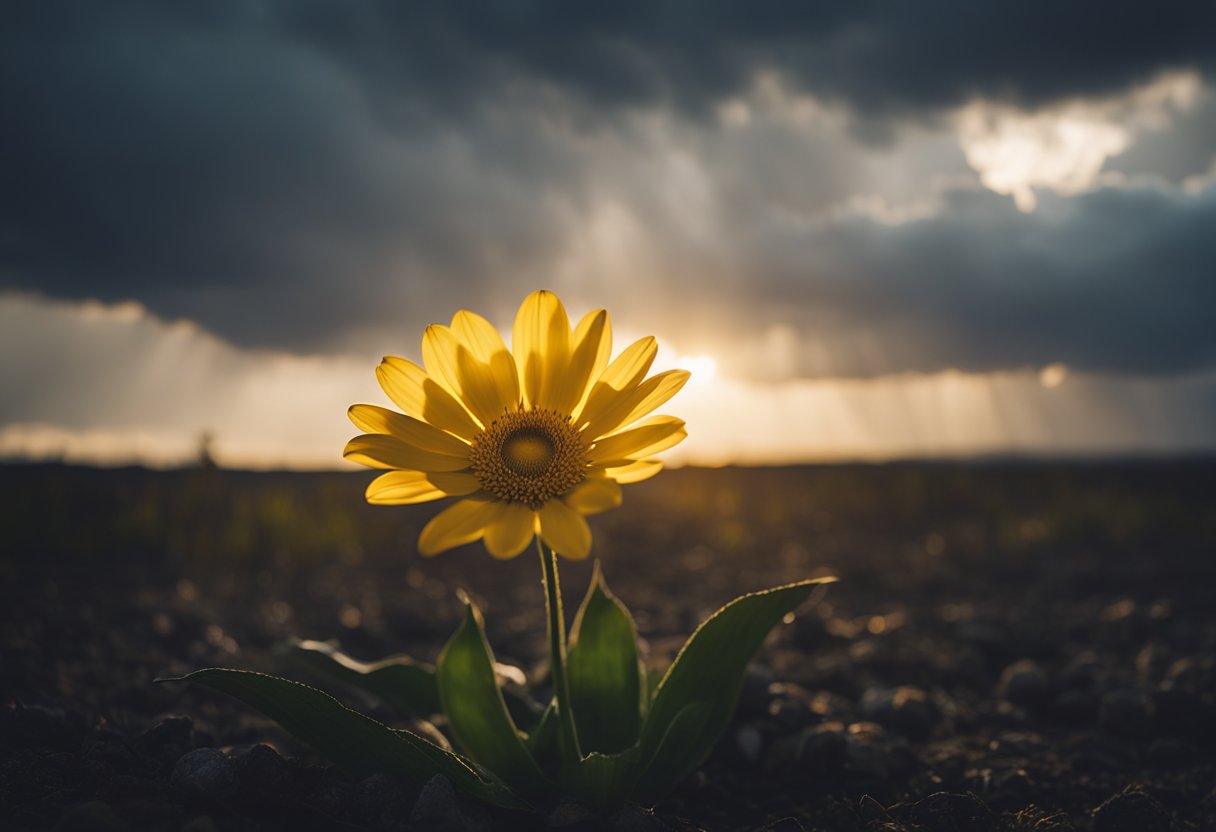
{"left": 3, "top": 2, "right": 1216, "bottom": 468}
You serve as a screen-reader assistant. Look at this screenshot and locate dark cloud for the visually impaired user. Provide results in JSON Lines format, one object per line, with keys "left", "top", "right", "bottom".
{"left": 2, "top": 1, "right": 1215, "bottom": 379}
{"left": 710, "top": 185, "right": 1216, "bottom": 378}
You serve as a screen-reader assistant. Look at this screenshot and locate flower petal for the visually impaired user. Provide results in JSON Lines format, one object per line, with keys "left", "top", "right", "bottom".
{"left": 424, "top": 325, "right": 512, "bottom": 428}
{"left": 538, "top": 499, "right": 592, "bottom": 560}
{"left": 348, "top": 404, "right": 470, "bottom": 456}
{"left": 365, "top": 470, "right": 481, "bottom": 505}
{"left": 564, "top": 477, "right": 622, "bottom": 515}
{"left": 482, "top": 502, "right": 536, "bottom": 559}
{"left": 552, "top": 308, "right": 611, "bottom": 417}
{"left": 421, "top": 324, "right": 467, "bottom": 401}
{"left": 601, "top": 459, "right": 664, "bottom": 484}
{"left": 376, "top": 356, "right": 481, "bottom": 441}
{"left": 344, "top": 434, "right": 470, "bottom": 472}
{"left": 512, "top": 290, "right": 571, "bottom": 410}
{"left": 583, "top": 369, "right": 690, "bottom": 439}
{"left": 418, "top": 496, "right": 499, "bottom": 557}
{"left": 452, "top": 310, "right": 520, "bottom": 411}
{"left": 590, "top": 416, "right": 686, "bottom": 465}
{"left": 575, "top": 336, "right": 657, "bottom": 425}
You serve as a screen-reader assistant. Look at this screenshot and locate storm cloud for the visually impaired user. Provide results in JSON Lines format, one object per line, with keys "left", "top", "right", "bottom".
{"left": 3, "top": 0, "right": 1216, "bottom": 381}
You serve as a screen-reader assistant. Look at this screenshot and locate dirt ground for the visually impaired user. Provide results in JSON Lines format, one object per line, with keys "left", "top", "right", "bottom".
{"left": 2, "top": 461, "right": 1214, "bottom": 831}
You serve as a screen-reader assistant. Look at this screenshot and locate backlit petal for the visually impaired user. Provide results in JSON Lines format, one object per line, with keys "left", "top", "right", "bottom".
{"left": 512, "top": 290, "right": 571, "bottom": 409}
{"left": 365, "top": 470, "right": 481, "bottom": 505}
{"left": 348, "top": 405, "right": 470, "bottom": 456}
{"left": 538, "top": 499, "right": 591, "bottom": 560}
{"left": 601, "top": 459, "right": 664, "bottom": 484}
{"left": 344, "top": 434, "right": 470, "bottom": 472}
{"left": 422, "top": 324, "right": 467, "bottom": 402}
{"left": 553, "top": 309, "right": 610, "bottom": 417}
{"left": 452, "top": 310, "right": 520, "bottom": 411}
{"left": 376, "top": 356, "right": 480, "bottom": 441}
{"left": 424, "top": 325, "right": 513, "bottom": 427}
{"left": 584, "top": 369, "right": 690, "bottom": 439}
{"left": 418, "top": 496, "right": 499, "bottom": 557}
{"left": 590, "top": 416, "right": 686, "bottom": 465}
{"left": 564, "top": 477, "right": 622, "bottom": 515}
{"left": 575, "top": 337, "right": 656, "bottom": 425}
{"left": 482, "top": 502, "right": 536, "bottom": 559}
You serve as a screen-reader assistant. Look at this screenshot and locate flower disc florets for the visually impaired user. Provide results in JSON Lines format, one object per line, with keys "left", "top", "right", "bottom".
{"left": 470, "top": 407, "right": 588, "bottom": 508}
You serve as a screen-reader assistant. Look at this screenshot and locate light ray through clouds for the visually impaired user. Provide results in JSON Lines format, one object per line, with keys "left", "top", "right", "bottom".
{"left": 3, "top": 294, "right": 1214, "bottom": 469}
{"left": 3, "top": 3, "right": 1216, "bottom": 466}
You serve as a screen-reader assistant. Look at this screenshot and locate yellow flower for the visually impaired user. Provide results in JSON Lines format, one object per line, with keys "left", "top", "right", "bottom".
{"left": 344, "top": 290, "right": 689, "bottom": 560}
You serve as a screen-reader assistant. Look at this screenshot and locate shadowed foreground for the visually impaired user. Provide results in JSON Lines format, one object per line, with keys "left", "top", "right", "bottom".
{"left": 2, "top": 461, "right": 1214, "bottom": 831}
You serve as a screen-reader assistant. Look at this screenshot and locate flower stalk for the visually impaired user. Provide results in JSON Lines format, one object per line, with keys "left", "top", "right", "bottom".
{"left": 538, "top": 536, "right": 582, "bottom": 762}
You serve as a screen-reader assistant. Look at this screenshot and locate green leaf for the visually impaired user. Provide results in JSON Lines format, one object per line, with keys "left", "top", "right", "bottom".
{"left": 282, "top": 639, "right": 442, "bottom": 716}
{"left": 158, "top": 668, "right": 528, "bottom": 810}
{"left": 436, "top": 599, "right": 552, "bottom": 797}
{"left": 283, "top": 639, "right": 543, "bottom": 732}
{"left": 634, "top": 702, "right": 713, "bottom": 804}
{"left": 565, "top": 748, "right": 641, "bottom": 811}
{"left": 635, "top": 578, "right": 836, "bottom": 799}
{"left": 567, "top": 562, "right": 644, "bottom": 754}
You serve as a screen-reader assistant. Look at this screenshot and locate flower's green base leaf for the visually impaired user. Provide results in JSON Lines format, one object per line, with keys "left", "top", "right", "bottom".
{"left": 635, "top": 577, "right": 836, "bottom": 802}
{"left": 437, "top": 598, "right": 552, "bottom": 797}
{"left": 284, "top": 638, "right": 543, "bottom": 732}
{"left": 158, "top": 668, "right": 528, "bottom": 810}
{"left": 565, "top": 748, "right": 641, "bottom": 811}
{"left": 567, "top": 562, "right": 644, "bottom": 754}
{"left": 282, "top": 639, "right": 442, "bottom": 716}
{"left": 634, "top": 702, "right": 713, "bottom": 804}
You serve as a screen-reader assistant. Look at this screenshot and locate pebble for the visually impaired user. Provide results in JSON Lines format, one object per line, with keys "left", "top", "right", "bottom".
{"left": 798, "top": 722, "right": 848, "bottom": 775}
{"left": 733, "top": 723, "right": 765, "bottom": 766}
{"left": 135, "top": 717, "right": 197, "bottom": 769}
{"left": 998, "top": 659, "right": 1050, "bottom": 709}
{"left": 170, "top": 748, "right": 237, "bottom": 802}
{"left": 1092, "top": 786, "right": 1171, "bottom": 832}
{"left": 231, "top": 743, "right": 297, "bottom": 805}
{"left": 407, "top": 774, "right": 491, "bottom": 832}
{"left": 860, "top": 686, "right": 937, "bottom": 740}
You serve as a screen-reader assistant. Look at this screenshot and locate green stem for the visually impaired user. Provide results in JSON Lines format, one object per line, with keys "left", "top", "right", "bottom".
{"left": 537, "top": 536, "right": 582, "bottom": 763}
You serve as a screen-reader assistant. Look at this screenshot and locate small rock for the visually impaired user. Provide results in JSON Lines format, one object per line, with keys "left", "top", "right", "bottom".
{"left": 1092, "top": 786, "right": 1171, "bottom": 832}
{"left": 171, "top": 748, "right": 237, "bottom": 803}
{"left": 860, "top": 686, "right": 937, "bottom": 740}
{"left": 1097, "top": 690, "right": 1153, "bottom": 740}
{"left": 798, "top": 722, "right": 848, "bottom": 775}
{"left": 135, "top": 717, "right": 196, "bottom": 769}
{"left": 232, "top": 744, "right": 297, "bottom": 806}
{"left": 354, "top": 772, "right": 411, "bottom": 827}
{"left": 407, "top": 774, "right": 491, "bottom": 832}
{"left": 998, "top": 660, "right": 1050, "bottom": 709}
{"left": 844, "top": 721, "right": 916, "bottom": 780}
{"left": 733, "top": 723, "right": 765, "bottom": 766}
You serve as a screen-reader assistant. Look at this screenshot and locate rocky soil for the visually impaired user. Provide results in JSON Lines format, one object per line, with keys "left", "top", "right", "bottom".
{"left": 2, "top": 461, "right": 1214, "bottom": 831}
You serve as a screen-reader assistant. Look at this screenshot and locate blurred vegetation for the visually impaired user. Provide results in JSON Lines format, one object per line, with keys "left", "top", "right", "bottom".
{"left": 2, "top": 460, "right": 1212, "bottom": 594}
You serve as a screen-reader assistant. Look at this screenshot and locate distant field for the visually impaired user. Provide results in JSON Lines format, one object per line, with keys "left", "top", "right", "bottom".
{"left": 3, "top": 461, "right": 1214, "bottom": 829}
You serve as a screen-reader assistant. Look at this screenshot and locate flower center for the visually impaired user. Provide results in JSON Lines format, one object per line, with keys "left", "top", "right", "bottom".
{"left": 470, "top": 408, "right": 588, "bottom": 507}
